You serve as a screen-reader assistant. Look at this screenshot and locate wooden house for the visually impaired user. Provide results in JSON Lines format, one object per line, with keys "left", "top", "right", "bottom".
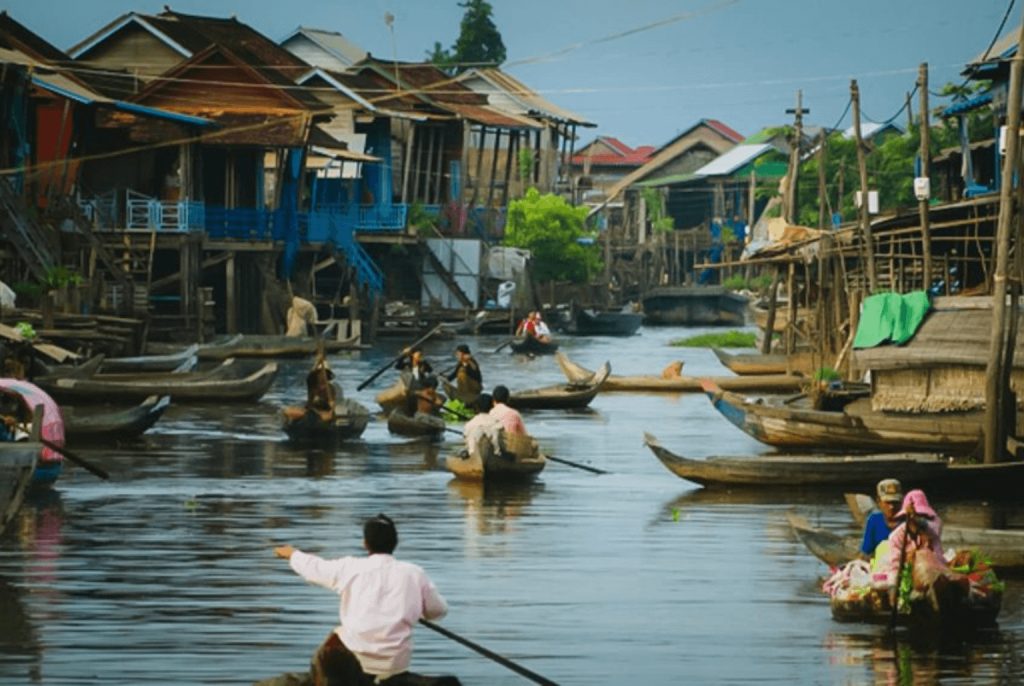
{"left": 853, "top": 299, "right": 1024, "bottom": 414}
{"left": 279, "top": 26, "right": 367, "bottom": 71}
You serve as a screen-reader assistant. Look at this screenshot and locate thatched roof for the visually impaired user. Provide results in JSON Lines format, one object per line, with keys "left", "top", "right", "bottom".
{"left": 854, "top": 301, "right": 1024, "bottom": 371}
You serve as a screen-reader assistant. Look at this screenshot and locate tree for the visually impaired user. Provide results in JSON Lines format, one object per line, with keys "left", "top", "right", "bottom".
{"left": 504, "top": 188, "right": 601, "bottom": 282}
{"left": 428, "top": 0, "right": 506, "bottom": 74}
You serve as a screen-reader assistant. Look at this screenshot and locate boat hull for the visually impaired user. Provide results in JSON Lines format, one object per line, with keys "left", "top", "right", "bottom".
{"left": 0, "top": 442, "right": 39, "bottom": 534}
{"left": 642, "top": 286, "right": 748, "bottom": 326}
{"left": 386, "top": 409, "right": 446, "bottom": 439}
{"left": 509, "top": 336, "right": 559, "bottom": 355}
{"left": 446, "top": 432, "right": 546, "bottom": 482}
{"left": 562, "top": 309, "right": 643, "bottom": 336}
{"left": 283, "top": 400, "right": 370, "bottom": 442}
{"left": 63, "top": 396, "right": 170, "bottom": 440}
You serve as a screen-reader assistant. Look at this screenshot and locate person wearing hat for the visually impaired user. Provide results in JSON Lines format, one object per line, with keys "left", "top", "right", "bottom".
{"left": 444, "top": 344, "right": 482, "bottom": 405}
{"left": 859, "top": 478, "right": 904, "bottom": 560}
{"left": 885, "top": 489, "right": 946, "bottom": 579}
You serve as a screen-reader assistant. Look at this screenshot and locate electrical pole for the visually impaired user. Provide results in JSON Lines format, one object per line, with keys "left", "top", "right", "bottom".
{"left": 918, "top": 63, "right": 932, "bottom": 291}
{"left": 850, "top": 79, "right": 878, "bottom": 292}
{"left": 784, "top": 91, "right": 809, "bottom": 223}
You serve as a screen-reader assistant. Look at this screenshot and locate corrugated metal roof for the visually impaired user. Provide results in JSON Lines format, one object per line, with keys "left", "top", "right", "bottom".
{"left": 942, "top": 92, "right": 993, "bottom": 117}
{"left": 458, "top": 68, "right": 594, "bottom": 126}
{"left": 842, "top": 121, "right": 904, "bottom": 140}
{"left": 693, "top": 144, "right": 773, "bottom": 176}
{"left": 968, "top": 23, "right": 1019, "bottom": 65}
{"left": 284, "top": 27, "right": 366, "bottom": 66}
{"left": 635, "top": 172, "right": 699, "bottom": 188}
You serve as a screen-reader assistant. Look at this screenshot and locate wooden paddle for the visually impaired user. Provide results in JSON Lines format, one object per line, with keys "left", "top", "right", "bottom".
{"left": 493, "top": 337, "right": 517, "bottom": 353}
{"left": 356, "top": 324, "right": 446, "bottom": 391}
{"left": 419, "top": 619, "right": 557, "bottom": 686}
{"left": 39, "top": 437, "right": 110, "bottom": 480}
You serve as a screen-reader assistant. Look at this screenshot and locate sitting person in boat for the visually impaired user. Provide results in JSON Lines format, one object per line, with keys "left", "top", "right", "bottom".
{"left": 305, "top": 359, "right": 338, "bottom": 420}
{"left": 885, "top": 489, "right": 946, "bottom": 581}
{"left": 534, "top": 314, "right": 552, "bottom": 343}
{"left": 413, "top": 376, "right": 445, "bottom": 417}
{"left": 286, "top": 295, "right": 317, "bottom": 337}
{"left": 515, "top": 311, "right": 538, "bottom": 338}
{"left": 489, "top": 385, "right": 526, "bottom": 436}
{"left": 462, "top": 393, "right": 501, "bottom": 450}
{"left": 396, "top": 347, "right": 434, "bottom": 415}
{"left": 445, "top": 344, "right": 482, "bottom": 404}
{"left": 859, "top": 478, "right": 903, "bottom": 561}
{"left": 274, "top": 514, "right": 452, "bottom": 686}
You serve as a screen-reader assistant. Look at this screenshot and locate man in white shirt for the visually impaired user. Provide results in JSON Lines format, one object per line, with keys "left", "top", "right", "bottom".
{"left": 274, "top": 514, "right": 450, "bottom": 685}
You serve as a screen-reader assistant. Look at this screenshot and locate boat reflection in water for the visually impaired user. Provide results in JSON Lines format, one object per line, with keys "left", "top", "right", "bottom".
{"left": 823, "top": 627, "right": 1024, "bottom": 685}
{"left": 447, "top": 479, "right": 543, "bottom": 540}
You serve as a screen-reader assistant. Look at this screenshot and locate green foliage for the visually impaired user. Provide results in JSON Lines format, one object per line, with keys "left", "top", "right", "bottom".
{"left": 751, "top": 273, "right": 774, "bottom": 291}
{"left": 721, "top": 273, "right": 773, "bottom": 292}
{"left": 432, "top": 0, "right": 506, "bottom": 75}
{"left": 44, "top": 266, "right": 83, "bottom": 290}
{"left": 670, "top": 330, "right": 757, "bottom": 348}
{"left": 517, "top": 148, "right": 534, "bottom": 183}
{"left": 504, "top": 188, "right": 600, "bottom": 282}
{"left": 722, "top": 274, "right": 748, "bottom": 291}
{"left": 813, "top": 366, "right": 841, "bottom": 382}
{"left": 408, "top": 202, "right": 437, "bottom": 232}
{"left": 641, "top": 187, "right": 674, "bottom": 233}
{"left": 14, "top": 322, "right": 36, "bottom": 340}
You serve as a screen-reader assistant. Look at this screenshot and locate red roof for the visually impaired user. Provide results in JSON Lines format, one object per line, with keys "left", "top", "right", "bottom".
{"left": 704, "top": 119, "right": 744, "bottom": 143}
{"left": 571, "top": 137, "right": 655, "bottom": 167}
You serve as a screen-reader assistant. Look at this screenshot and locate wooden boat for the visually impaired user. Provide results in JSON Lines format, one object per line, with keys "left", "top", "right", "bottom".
{"left": 751, "top": 303, "right": 810, "bottom": 334}
{"left": 703, "top": 382, "right": 984, "bottom": 454}
{"left": 788, "top": 514, "right": 1024, "bottom": 574}
{"left": 445, "top": 431, "right": 547, "bottom": 482}
{"left": 559, "top": 306, "right": 643, "bottom": 336}
{"left": 509, "top": 336, "right": 559, "bottom": 355}
{"left": 376, "top": 374, "right": 410, "bottom": 414}
{"left": 643, "top": 433, "right": 951, "bottom": 489}
{"left": 63, "top": 395, "right": 170, "bottom": 441}
{"left": 508, "top": 362, "right": 611, "bottom": 410}
{"left": 642, "top": 286, "right": 748, "bottom": 326}
{"left": 282, "top": 399, "right": 370, "bottom": 443}
{"left": 195, "top": 334, "right": 363, "bottom": 360}
{"left": 556, "top": 353, "right": 804, "bottom": 394}
{"left": 386, "top": 408, "right": 446, "bottom": 439}
{"left": 829, "top": 576, "right": 1002, "bottom": 630}
{"left": 712, "top": 348, "right": 816, "bottom": 376}
{"left": 0, "top": 438, "right": 39, "bottom": 534}
{"left": 38, "top": 359, "right": 278, "bottom": 403}
{"left": 99, "top": 345, "right": 199, "bottom": 373}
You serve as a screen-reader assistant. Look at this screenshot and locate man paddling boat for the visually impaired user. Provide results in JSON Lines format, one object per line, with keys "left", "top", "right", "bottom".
{"left": 274, "top": 514, "right": 455, "bottom": 686}
{"left": 444, "top": 344, "right": 482, "bottom": 405}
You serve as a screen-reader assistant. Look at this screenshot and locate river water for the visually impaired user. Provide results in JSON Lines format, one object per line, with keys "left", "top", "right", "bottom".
{"left": 1, "top": 327, "right": 1022, "bottom": 685}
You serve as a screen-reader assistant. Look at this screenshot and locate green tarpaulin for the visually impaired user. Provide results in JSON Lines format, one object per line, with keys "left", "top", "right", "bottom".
{"left": 853, "top": 291, "right": 931, "bottom": 348}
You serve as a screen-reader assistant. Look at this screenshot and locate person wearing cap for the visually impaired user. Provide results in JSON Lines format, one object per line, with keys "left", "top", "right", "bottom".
{"left": 274, "top": 514, "right": 450, "bottom": 685}
{"left": 444, "top": 344, "right": 482, "bottom": 405}
{"left": 885, "top": 489, "right": 946, "bottom": 579}
{"left": 859, "top": 478, "right": 903, "bottom": 560}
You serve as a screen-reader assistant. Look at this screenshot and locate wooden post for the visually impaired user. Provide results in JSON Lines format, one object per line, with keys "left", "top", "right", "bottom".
{"left": 433, "top": 127, "right": 445, "bottom": 205}
{"left": 225, "top": 253, "right": 237, "bottom": 334}
{"left": 401, "top": 124, "right": 416, "bottom": 204}
{"left": 501, "top": 131, "right": 517, "bottom": 208}
{"left": 786, "top": 262, "right": 797, "bottom": 354}
{"left": 918, "top": 63, "right": 933, "bottom": 291}
{"left": 851, "top": 80, "right": 878, "bottom": 292}
{"left": 486, "top": 129, "right": 503, "bottom": 210}
{"left": 817, "top": 131, "right": 828, "bottom": 230}
{"left": 422, "top": 127, "right": 436, "bottom": 206}
{"left": 784, "top": 90, "right": 808, "bottom": 223}
{"left": 470, "top": 125, "right": 486, "bottom": 207}
{"left": 984, "top": 18, "right": 1024, "bottom": 464}
{"left": 761, "top": 268, "right": 780, "bottom": 354}
{"left": 748, "top": 168, "right": 756, "bottom": 228}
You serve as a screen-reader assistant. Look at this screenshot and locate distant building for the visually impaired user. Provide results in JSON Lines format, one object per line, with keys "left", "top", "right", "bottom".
{"left": 279, "top": 26, "right": 367, "bottom": 71}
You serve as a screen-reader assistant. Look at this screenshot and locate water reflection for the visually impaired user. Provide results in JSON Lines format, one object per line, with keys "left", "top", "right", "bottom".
{"left": 824, "top": 629, "right": 1022, "bottom": 685}
{"left": 0, "top": 577, "right": 40, "bottom": 684}
{"left": 446, "top": 479, "right": 543, "bottom": 536}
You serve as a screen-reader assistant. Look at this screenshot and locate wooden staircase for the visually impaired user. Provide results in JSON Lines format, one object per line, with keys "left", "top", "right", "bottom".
{"left": 0, "top": 176, "right": 57, "bottom": 280}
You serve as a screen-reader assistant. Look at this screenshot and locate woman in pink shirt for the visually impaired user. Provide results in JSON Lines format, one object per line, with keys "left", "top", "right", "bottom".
{"left": 886, "top": 489, "right": 945, "bottom": 580}
{"left": 275, "top": 514, "right": 452, "bottom": 685}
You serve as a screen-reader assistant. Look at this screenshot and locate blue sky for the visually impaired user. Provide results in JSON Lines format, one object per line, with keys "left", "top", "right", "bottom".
{"left": 8, "top": 0, "right": 1015, "bottom": 148}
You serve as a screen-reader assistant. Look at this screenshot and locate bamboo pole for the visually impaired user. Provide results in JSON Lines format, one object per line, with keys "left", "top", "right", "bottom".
{"left": 918, "top": 63, "right": 933, "bottom": 290}
{"left": 851, "top": 80, "right": 878, "bottom": 292}
{"left": 761, "top": 268, "right": 780, "bottom": 354}
{"left": 984, "top": 17, "right": 1024, "bottom": 464}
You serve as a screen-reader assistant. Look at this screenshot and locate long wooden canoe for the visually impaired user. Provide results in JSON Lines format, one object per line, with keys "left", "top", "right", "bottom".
{"left": 711, "top": 348, "right": 817, "bottom": 376}
{"left": 40, "top": 359, "right": 278, "bottom": 403}
{"left": 703, "top": 382, "right": 984, "bottom": 454}
{"left": 508, "top": 361, "right": 610, "bottom": 410}
{"left": 0, "top": 440, "right": 39, "bottom": 535}
{"left": 386, "top": 408, "right": 446, "bottom": 439}
{"left": 282, "top": 399, "right": 370, "bottom": 443}
{"left": 196, "top": 333, "right": 364, "bottom": 360}
{"left": 556, "top": 353, "right": 804, "bottom": 393}
{"left": 446, "top": 432, "right": 547, "bottom": 482}
{"left": 63, "top": 395, "right": 170, "bottom": 440}
{"left": 788, "top": 514, "right": 1024, "bottom": 574}
{"left": 100, "top": 345, "right": 199, "bottom": 373}
{"left": 643, "top": 433, "right": 950, "bottom": 488}
{"left": 509, "top": 336, "right": 559, "bottom": 355}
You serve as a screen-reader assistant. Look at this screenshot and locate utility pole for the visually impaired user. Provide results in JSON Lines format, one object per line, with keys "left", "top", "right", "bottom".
{"left": 784, "top": 91, "right": 809, "bottom": 223}
{"left": 984, "top": 18, "right": 1024, "bottom": 464}
{"left": 918, "top": 63, "right": 932, "bottom": 291}
{"left": 850, "top": 80, "right": 878, "bottom": 292}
